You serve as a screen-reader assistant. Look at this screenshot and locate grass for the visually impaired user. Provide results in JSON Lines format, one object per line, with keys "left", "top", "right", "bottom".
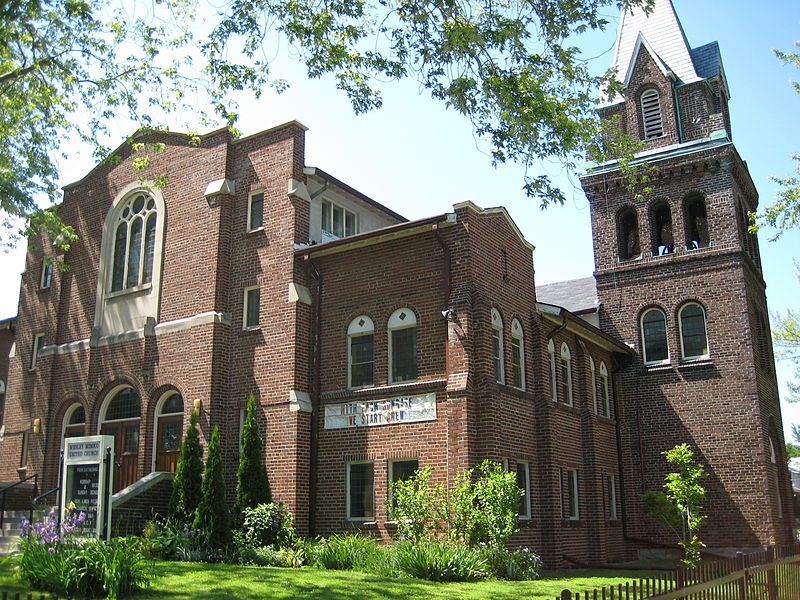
{"left": 0, "top": 557, "right": 666, "bottom": 600}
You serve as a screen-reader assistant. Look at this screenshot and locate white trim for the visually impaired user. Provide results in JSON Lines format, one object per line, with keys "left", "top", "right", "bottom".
{"left": 491, "top": 309, "right": 505, "bottom": 385}
{"left": 321, "top": 198, "right": 358, "bottom": 239}
{"left": 153, "top": 311, "right": 231, "bottom": 336}
{"left": 517, "top": 460, "right": 531, "bottom": 520}
{"left": 678, "top": 302, "right": 710, "bottom": 361}
{"left": 247, "top": 190, "right": 265, "bottom": 231}
{"left": 111, "top": 471, "right": 173, "bottom": 507}
{"left": 388, "top": 308, "right": 418, "bottom": 385}
{"left": 348, "top": 316, "right": 375, "bottom": 390}
{"left": 452, "top": 201, "right": 536, "bottom": 252}
{"left": 288, "top": 390, "right": 312, "bottom": 413}
{"left": 346, "top": 461, "right": 375, "bottom": 522}
{"left": 203, "top": 178, "right": 236, "bottom": 198}
{"left": 243, "top": 286, "right": 260, "bottom": 330}
{"left": 288, "top": 283, "right": 312, "bottom": 305}
{"left": 151, "top": 390, "right": 184, "bottom": 472}
{"left": 97, "top": 384, "right": 141, "bottom": 431}
{"left": 640, "top": 87, "right": 665, "bottom": 140}
{"left": 560, "top": 342, "right": 573, "bottom": 406}
{"left": 30, "top": 333, "right": 44, "bottom": 370}
{"left": 641, "top": 307, "right": 670, "bottom": 365}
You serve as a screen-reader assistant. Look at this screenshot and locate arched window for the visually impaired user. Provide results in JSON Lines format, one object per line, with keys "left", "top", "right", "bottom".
{"left": 684, "top": 194, "right": 710, "bottom": 250}
{"left": 510, "top": 319, "right": 524, "bottom": 390}
{"left": 110, "top": 193, "right": 158, "bottom": 292}
{"left": 652, "top": 202, "right": 674, "bottom": 255}
{"left": 640, "top": 88, "right": 664, "bottom": 139}
{"left": 348, "top": 316, "right": 375, "bottom": 388}
{"left": 641, "top": 308, "right": 669, "bottom": 364}
{"left": 155, "top": 392, "right": 184, "bottom": 472}
{"left": 560, "top": 342, "right": 573, "bottom": 406}
{"left": 770, "top": 437, "right": 784, "bottom": 519}
{"left": 62, "top": 403, "right": 86, "bottom": 439}
{"left": 388, "top": 308, "right": 417, "bottom": 383}
{"left": 679, "top": 302, "right": 709, "bottom": 360}
{"left": 491, "top": 309, "right": 504, "bottom": 384}
{"left": 548, "top": 340, "right": 557, "bottom": 403}
{"left": 618, "top": 208, "right": 640, "bottom": 261}
{"left": 599, "top": 362, "right": 611, "bottom": 417}
{"left": 589, "top": 357, "right": 598, "bottom": 414}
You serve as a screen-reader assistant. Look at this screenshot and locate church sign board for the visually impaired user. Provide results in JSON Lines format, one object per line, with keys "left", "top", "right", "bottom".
{"left": 61, "top": 436, "right": 114, "bottom": 540}
{"left": 324, "top": 392, "right": 436, "bottom": 429}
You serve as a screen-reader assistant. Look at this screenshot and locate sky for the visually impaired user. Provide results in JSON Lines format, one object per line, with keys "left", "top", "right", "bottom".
{"left": 1, "top": 1, "right": 799, "bottom": 435}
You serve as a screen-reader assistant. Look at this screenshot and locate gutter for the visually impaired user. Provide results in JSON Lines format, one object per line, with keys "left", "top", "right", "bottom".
{"left": 536, "top": 302, "right": 633, "bottom": 355}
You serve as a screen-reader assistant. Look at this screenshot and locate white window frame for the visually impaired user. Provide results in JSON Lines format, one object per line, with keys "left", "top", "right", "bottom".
{"left": 388, "top": 308, "right": 418, "bottom": 384}
{"left": 606, "top": 473, "right": 619, "bottom": 520}
{"left": 321, "top": 199, "right": 358, "bottom": 239}
{"left": 151, "top": 390, "right": 184, "bottom": 472}
{"left": 387, "top": 458, "right": 419, "bottom": 511}
{"left": 39, "top": 258, "right": 52, "bottom": 290}
{"left": 510, "top": 318, "right": 525, "bottom": 391}
{"left": 599, "top": 361, "right": 611, "bottom": 418}
{"left": 560, "top": 342, "right": 573, "bottom": 406}
{"left": 348, "top": 316, "right": 375, "bottom": 389}
{"left": 247, "top": 191, "right": 265, "bottom": 232}
{"left": 346, "top": 461, "right": 375, "bottom": 522}
{"left": 770, "top": 438, "right": 783, "bottom": 519}
{"left": 640, "top": 88, "right": 664, "bottom": 139}
{"left": 560, "top": 468, "right": 580, "bottom": 521}
{"left": 108, "top": 192, "right": 159, "bottom": 293}
{"left": 678, "top": 302, "right": 710, "bottom": 361}
{"left": 61, "top": 402, "right": 86, "bottom": 442}
{"left": 589, "top": 357, "right": 597, "bottom": 414}
{"left": 548, "top": 339, "right": 557, "bottom": 403}
{"left": 516, "top": 460, "right": 531, "bottom": 520}
{"left": 491, "top": 308, "right": 505, "bottom": 384}
{"left": 30, "top": 333, "right": 44, "bottom": 370}
{"left": 641, "top": 308, "right": 670, "bottom": 365}
{"left": 243, "top": 286, "right": 260, "bottom": 330}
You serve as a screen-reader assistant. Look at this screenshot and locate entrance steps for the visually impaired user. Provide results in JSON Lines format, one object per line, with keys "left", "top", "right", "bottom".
{"left": 0, "top": 508, "right": 54, "bottom": 554}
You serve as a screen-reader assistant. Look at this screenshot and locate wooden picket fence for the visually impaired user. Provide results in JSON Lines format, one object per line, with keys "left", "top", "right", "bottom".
{"left": 1, "top": 594, "right": 58, "bottom": 600}
{"left": 558, "top": 545, "right": 800, "bottom": 600}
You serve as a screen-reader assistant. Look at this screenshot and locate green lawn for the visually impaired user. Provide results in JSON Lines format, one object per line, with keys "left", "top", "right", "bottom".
{"left": 0, "top": 558, "right": 667, "bottom": 600}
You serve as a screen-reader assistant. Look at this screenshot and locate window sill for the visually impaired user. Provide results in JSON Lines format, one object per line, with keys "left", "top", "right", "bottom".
{"left": 36, "top": 286, "right": 51, "bottom": 294}
{"left": 677, "top": 357, "right": 713, "bottom": 369}
{"left": 241, "top": 326, "right": 262, "bottom": 334}
{"left": 561, "top": 519, "right": 582, "bottom": 528}
{"left": 551, "top": 401, "right": 579, "bottom": 414}
{"left": 106, "top": 282, "right": 152, "bottom": 300}
{"left": 346, "top": 519, "right": 377, "bottom": 526}
{"left": 644, "top": 361, "right": 672, "bottom": 372}
{"left": 245, "top": 226, "right": 265, "bottom": 237}
{"left": 592, "top": 413, "right": 615, "bottom": 424}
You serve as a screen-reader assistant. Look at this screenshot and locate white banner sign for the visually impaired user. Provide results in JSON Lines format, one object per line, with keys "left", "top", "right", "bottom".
{"left": 325, "top": 393, "right": 437, "bottom": 429}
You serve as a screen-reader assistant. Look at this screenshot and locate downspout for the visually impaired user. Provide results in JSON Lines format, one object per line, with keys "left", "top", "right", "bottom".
{"left": 306, "top": 255, "right": 322, "bottom": 536}
{"left": 547, "top": 312, "right": 568, "bottom": 340}
{"left": 673, "top": 79, "right": 685, "bottom": 144}
{"left": 610, "top": 352, "right": 633, "bottom": 543}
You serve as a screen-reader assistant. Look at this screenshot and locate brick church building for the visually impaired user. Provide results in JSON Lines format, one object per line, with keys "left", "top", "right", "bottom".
{"left": 0, "top": 0, "right": 792, "bottom": 564}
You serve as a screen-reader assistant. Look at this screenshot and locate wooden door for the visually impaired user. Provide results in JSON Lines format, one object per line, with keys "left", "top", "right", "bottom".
{"left": 100, "top": 420, "right": 139, "bottom": 493}
{"left": 155, "top": 415, "right": 182, "bottom": 472}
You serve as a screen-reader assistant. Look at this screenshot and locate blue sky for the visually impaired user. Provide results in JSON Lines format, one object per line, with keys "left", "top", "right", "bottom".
{"left": 1, "top": 1, "right": 799, "bottom": 435}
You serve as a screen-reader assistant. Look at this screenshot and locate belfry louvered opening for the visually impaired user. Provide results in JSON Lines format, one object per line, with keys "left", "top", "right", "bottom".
{"left": 640, "top": 89, "right": 664, "bottom": 139}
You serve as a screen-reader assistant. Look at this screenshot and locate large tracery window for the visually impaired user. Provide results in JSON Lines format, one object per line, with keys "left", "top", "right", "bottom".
{"left": 111, "top": 193, "right": 158, "bottom": 292}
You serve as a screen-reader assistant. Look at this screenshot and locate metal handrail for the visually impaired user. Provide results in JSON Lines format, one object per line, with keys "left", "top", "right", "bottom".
{"left": 29, "top": 486, "right": 60, "bottom": 527}
{"left": 0, "top": 472, "right": 38, "bottom": 528}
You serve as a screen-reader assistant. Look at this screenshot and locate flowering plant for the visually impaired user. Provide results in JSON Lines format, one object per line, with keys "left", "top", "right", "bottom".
{"left": 19, "top": 505, "right": 87, "bottom": 553}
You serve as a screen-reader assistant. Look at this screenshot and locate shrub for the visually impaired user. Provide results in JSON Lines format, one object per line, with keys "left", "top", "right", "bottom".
{"left": 239, "top": 502, "right": 295, "bottom": 549}
{"left": 18, "top": 509, "right": 152, "bottom": 599}
{"left": 168, "top": 410, "right": 204, "bottom": 523}
{"left": 236, "top": 394, "right": 271, "bottom": 516}
{"left": 480, "top": 546, "right": 542, "bottom": 580}
{"left": 395, "top": 541, "right": 489, "bottom": 582}
{"left": 239, "top": 545, "right": 305, "bottom": 567}
{"left": 141, "top": 519, "right": 193, "bottom": 560}
{"left": 388, "top": 466, "right": 446, "bottom": 543}
{"left": 310, "top": 534, "right": 381, "bottom": 571}
{"left": 193, "top": 425, "right": 232, "bottom": 553}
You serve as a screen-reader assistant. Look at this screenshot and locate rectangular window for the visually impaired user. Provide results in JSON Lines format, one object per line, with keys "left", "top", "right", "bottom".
{"left": 511, "top": 336, "right": 523, "bottom": 389}
{"left": 321, "top": 199, "right": 357, "bottom": 239}
{"left": 606, "top": 474, "right": 619, "bottom": 520}
{"left": 248, "top": 192, "right": 264, "bottom": 231}
{"left": 30, "top": 333, "right": 44, "bottom": 370}
{"left": 39, "top": 259, "right": 52, "bottom": 290}
{"left": 516, "top": 461, "right": 531, "bottom": 519}
{"left": 243, "top": 287, "right": 260, "bottom": 329}
{"left": 388, "top": 459, "right": 419, "bottom": 510}
{"left": 560, "top": 468, "right": 579, "bottom": 520}
{"left": 493, "top": 329, "right": 503, "bottom": 383}
{"left": 347, "top": 462, "right": 374, "bottom": 521}
{"left": 349, "top": 333, "right": 374, "bottom": 388}
{"left": 391, "top": 327, "right": 417, "bottom": 383}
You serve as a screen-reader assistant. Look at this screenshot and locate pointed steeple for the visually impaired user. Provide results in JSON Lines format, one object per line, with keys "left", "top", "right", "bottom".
{"left": 604, "top": 0, "right": 701, "bottom": 103}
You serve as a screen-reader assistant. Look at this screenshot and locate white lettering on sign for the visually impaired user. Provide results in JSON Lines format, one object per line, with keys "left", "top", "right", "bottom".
{"left": 324, "top": 393, "right": 437, "bottom": 429}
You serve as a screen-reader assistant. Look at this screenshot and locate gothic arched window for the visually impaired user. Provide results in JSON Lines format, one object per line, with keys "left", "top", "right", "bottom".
{"left": 560, "top": 342, "right": 573, "bottom": 406}
{"left": 110, "top": 193, "right": 158, "bottom": 292}
{"left": 679, "top": 302, "right": 709, "bottom": 360}
{"left": 388, "top": 308, "right": 417, "bottom": 383}
{"left": 491, "top": 309, "right": 505, "bottom": 384}
{"left": 348, "top": 315, "right": 375, "bottom": 388}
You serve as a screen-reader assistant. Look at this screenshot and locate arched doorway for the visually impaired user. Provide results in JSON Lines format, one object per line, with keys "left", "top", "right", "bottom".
{"left": 62, "top": 403, "right": 86, "bottom": 440}
{"left": 99, "top": 386, "right": 141, "bottom": 493}
{"left": 154, "top": 392, "right": 183, "bottom": 472}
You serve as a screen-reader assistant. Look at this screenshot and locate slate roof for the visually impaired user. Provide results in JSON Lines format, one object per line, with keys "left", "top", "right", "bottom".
{"left": 690, "top": 41, "right": 722, "bottom": 79}
{"left": 535, "top": 276, "right": 599, "bottom": 315}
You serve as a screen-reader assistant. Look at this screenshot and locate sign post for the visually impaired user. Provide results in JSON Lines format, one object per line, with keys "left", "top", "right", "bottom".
{"left": 61, "top": 436, "right": 115, "bottom": 540}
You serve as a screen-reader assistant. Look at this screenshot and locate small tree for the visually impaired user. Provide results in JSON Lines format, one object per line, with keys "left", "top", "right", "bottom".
{"left": 193, "top": 426, "right": 232, "bottom": 552}
{"left": 388, "top": 466, "right": 447, "bottom": 542}
{"left": 167, "top": 410, "right": 203, "bottom": 523}
{"left": 643, "top": 444, "right": 707, "bottom": 567}
{"left": 236, "top": 395, "right": 271, "bottom": 515}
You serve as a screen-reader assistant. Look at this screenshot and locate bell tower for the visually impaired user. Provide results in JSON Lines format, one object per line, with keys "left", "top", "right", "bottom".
{"left": 580, "top": 0, "right": 792, "bottom": 549}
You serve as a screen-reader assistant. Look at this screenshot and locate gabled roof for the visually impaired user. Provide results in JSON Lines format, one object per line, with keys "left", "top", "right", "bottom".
{"left": 690, "top": 41, "right": 730, "bottom": 98}
{"left": 536, "top": 276, "right": 599, "bottom": 315}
